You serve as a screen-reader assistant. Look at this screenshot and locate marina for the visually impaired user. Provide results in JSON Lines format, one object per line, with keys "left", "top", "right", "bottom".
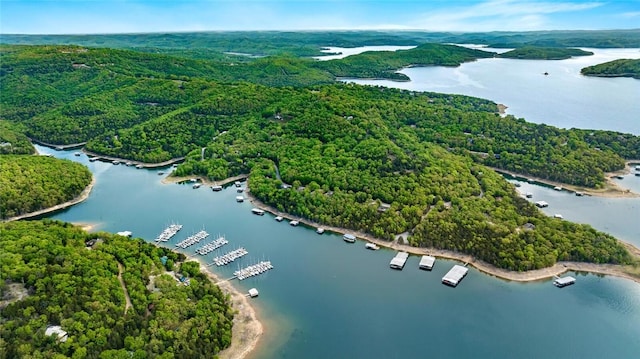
{"left": 154, "top": 223, "right": 183, "bottom": 242}
{"left": 442, "top": 265, "right": 469, "bottom": 287}
{"left": 419, "top": 255, "right": 436, "bottom": 270}
{"left": 234, "top": 261, "right": 274, "bottom": 281}
{"left": 211, "top": 247, "right": 249, "bottom": 266}
{"left": 194, "top": 235, "right": 228, "bottom": 254}
{"left": 389, "top": 252, "right": 409, "bottom": 270}
{"left": 175, "top": 230, "right": 210, "bottom": 249}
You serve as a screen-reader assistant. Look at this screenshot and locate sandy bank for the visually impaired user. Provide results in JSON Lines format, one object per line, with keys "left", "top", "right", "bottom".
{"left": 185, "top": 256, "right": 263, "bottom": 359}
{"left": 243, "top": 187, "right": 640, "bottom": 285}
{"left": 3, "top": 175, "right": 96, "bottom": 222}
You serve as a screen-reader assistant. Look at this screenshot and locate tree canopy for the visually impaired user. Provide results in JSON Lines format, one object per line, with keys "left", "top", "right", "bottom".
{"left": 581, "top": 58, "right": 640, "bottom": 79}
{"left": 0, "top": 219, "right": 234, "bottom": 358}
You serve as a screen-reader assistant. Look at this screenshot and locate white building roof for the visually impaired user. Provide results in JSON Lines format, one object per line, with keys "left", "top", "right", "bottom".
{"left": 442, "top": 265, "right": 469, "bottom": 286}
{"left": 45, "top": 326, "right": 68, "bottom": 342}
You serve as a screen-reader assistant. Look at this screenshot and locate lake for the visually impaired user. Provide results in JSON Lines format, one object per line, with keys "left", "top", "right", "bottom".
{"left": 39, "top": 144, "right": 640, "bottom": 359}
{"left": 339, "top": 47, "right": 640, "bottom": 135}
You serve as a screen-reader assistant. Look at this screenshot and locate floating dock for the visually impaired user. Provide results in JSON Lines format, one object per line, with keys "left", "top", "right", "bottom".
{"left": 289, "top": 220, "right": 299, "bottom": 226}
{"left": 554, "top": 276, "right": 576, "bottom": 288}
{"left": 365, "top": 242, "right": 379, "bottom": 250}
{"left": 211, "top": 247, "right": 248, "bottom": 266}
{"left": 343, "top": 234, "right": 356, "bottom": 243}
{"left": 389, "top": 252, "right": 409, "bottom": 270}
{"left": 419, "top": 255, "right": 436, "bottom": 270}
{"left": 248, "top": 288, "right": 259, "bottom": 298}
{"left": 234, "top": 261, "right": 274, "bottom": 281}
{"left": 176, "top": 230, "right": 210, "bottom": 249}
{"left": 535, "top": 201, "right": 549, "bottom": 208}
{"left": 154, "top": 224, "right": 182, "bottom": 242}
{"left": 442, "top": 265, "right": 468, "bottom": 287}
{"left": 195, "top": 236, "right": 228, "bottom": 255}
{"left": 251, "top": 208, "right": 265, "bottom": 216}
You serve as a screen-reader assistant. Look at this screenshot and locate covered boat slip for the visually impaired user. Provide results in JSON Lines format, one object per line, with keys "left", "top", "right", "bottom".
{"left": 554, "top": 276, "right": 576, "bottom": 288}
{"left": 389, "top": 252, "right": 409, "bottom": 270}
{"left": 442, "top": 265, "right": 468, "bottom": 287}
{"left": 419, "top": 255, "right": 436, "bottom": 270}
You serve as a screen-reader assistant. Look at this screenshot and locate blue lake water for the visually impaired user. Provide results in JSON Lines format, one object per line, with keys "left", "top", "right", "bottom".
{"left": 342, "top": 47, "right": 640, "bottom": 135}
{"left": 39, "top": 144, "right": 640, "bottom": 359}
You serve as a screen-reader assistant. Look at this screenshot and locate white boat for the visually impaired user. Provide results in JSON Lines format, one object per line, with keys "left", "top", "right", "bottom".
{"left": 365, "top": 242, "right": 379, "bottom": 250}
{"left": 211, "top": 185, "right": 223, "bottom": 191}
{"left": 289, "top": 220, "right": 299, "bottom": 226}
{"left": 136, "top": 164, "right": 143, "bottom": 169}
{"left": 553, "top": 186, "right": 562, "bottom": 191}
{"left": 112, "top": 160, "right": 120, "bottom": 165}
{"left": 74, "top": 152, "right": 81, "bottom": 156}
{"left": 235, "top": 181, "right": 242, "bottom": 187}
{"left": 116, "top": 231, "right": 132, "bottom": 237}
{"left": 535, "top": 201, "right": 549, "bottom": 208}
{"left": 525, "top": 192, "right": 533, "bottom": 198}
{"left": 236, "top": 195, "right": 244, "bottom": 202}
{"left": 553, "top": 214, "right": 563, "bottom": 219}
{"left": 316, "top": 228, "right": 325, "bottom": 234}
{"left": 275, "top": 216, "right": 283, "bottom": 222}
{"left": 193, "top": 183, "right": 202, "bottom": 189}
{"left": 237, "top": 188, "right": 244, "bottom": 193}
{"left": 88, "top": 157, "right": 98, "bottom": 162}
{"left": 125, "top": 161, "right": 133, "bottom": 166}
{"left": 251, "top": 208, "right": 265, "bottom": 216}
{"left": 343, "top": 234, "right": 356, "bottom": 243}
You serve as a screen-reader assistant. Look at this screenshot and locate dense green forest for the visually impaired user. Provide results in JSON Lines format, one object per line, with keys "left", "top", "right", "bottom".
{"left": 0, "top": 120, "right": 34, "bottom": 154}
{"left": 167, "top": 84, "right": 633, "bottom": 271}
{"left": 314, "top": 43, "right": 495, "bottom": 80}
{"left": 581, "top": 58, "right": 640, "bottom": 79}
{"left": 0, "top": 219, "right": 234, "bottom": 358}
{"left": 2, "top": 29, "right": 639, "bottom": 59}
{"left": 499, "top": 46, "right": 593, "bottom": 60}
{"left": 0, "top": 155, "right": 92, "bottom": 219}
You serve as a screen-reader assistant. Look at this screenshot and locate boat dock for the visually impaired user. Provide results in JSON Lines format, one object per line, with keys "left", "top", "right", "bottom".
{"left": 175, "top": 230, "right": 210, "bottom": 249}
{"left": 442, "top": 265, "right": 469, "bottom": 287}
{"left": 234, "top": 261, "right": 274, "bottom": 280}
{"left": 195, "top": 236, "right": 228, "bottom": 255}
{"left": 419, "top": 255, "right": 436, "bottom": 270}
{"left": 343, "top": 233, "right": 356, "bottom": 243}
{"left": 252, "top": 208, "right": 265, "bottom": 216}
{"left": 211, "top": 247, "right": 248, "bottom": 266}
{"left": 389, "top": 252, "right": 409, "bottom": 270}
{"left": 154, "top": 224, "right": 183, "bottom": 242}
{"left": 554, "top": 276, "right": 576, "bottom": 288}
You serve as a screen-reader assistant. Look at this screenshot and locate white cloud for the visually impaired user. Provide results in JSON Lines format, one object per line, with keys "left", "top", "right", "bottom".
{"left": 406, "top": 0, "right": 604, "bottom": 31}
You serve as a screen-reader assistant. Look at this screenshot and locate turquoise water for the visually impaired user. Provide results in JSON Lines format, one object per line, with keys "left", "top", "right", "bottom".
{"left": 345, "top": 47, "right": 640, "bottom": 135}
{"left": 39, "top": 145, "right": 640, "bottom": 358}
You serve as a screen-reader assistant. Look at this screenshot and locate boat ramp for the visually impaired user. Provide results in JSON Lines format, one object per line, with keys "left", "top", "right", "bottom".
{"left": 211, "top": 247, "right": 248, "bottom": 266}
{"left": 442, "top": 264, "right": 469, "bottom": 287}
{"left": 154, "top": 224, "right": 183, "bottom": 242}
{"left": 234, "top": 261, "right": 274, "bottom": 280}
{"left": 175, "top": 230, "right": 210, "bottom": 249}
{"left": 389, "top": 252, "right": 409, "bottom": 270}
{"left": 195, "top": 236, "right": 228, "bottom": 255}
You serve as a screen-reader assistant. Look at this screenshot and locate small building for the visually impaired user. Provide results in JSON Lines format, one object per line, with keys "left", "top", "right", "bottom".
{"left": 442, "top": 265, "right": 469, "bottom": 287}
{"left": 389, "top": 252, "right": 409, "bottom": 270}
{"left": 45, "top": 326, "right": 68, "bottom": 342}
{"left": 535, "top": 201, "right": 549, "bottom": 208}
{"left": 554, "top": 276, "right": 576, "bottom": 288}
{"left": 419, "top": 255, "right": 436, "bottom": 270}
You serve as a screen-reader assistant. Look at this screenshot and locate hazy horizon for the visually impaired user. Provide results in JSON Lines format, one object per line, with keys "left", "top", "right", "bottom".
{"left": 2, "top": 0, "right": 639, "bottom": 35}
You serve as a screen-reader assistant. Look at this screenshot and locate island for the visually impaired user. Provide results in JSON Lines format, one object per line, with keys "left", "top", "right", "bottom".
{"left": 581, "top": 58, "right": 640, "bottom": 79}
{"left": 498, "top": 46, "right": 594, "bottom": 60}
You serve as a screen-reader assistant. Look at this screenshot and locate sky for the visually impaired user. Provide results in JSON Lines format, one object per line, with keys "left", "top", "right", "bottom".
{"left": 1, "top": 0, "right": 639, "bottom": 34}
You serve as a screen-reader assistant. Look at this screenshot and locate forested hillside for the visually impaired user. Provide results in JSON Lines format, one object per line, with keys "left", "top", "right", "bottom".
{"left": 581, "top": 58, "right": 640, "bottom": 79}
{"left": 499, "top": 46, "right": 593, "bottom": 60}
{"left": 0, "top": 219, "right": 234, "bottom": 358}
{"left": 0, "top": 120, "right": 33, "bottom": 154}
{"left": 0, "top": 155, "right": 92, "bottom": 219}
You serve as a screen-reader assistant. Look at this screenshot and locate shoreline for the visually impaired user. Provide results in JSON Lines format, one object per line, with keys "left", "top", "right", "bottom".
{"left": 493, "top": 166, "right": 640, "bottom": 198}
{"left": 185, "top": 255, "right": 263, "bottom": 359}
{"left": 161, "top": 173, "right": 249, "bottom": 187}
{"left": 82, "top": 149, "right": 185, "bottom": 169}
{"left": 3, "top": 175, "right": 96, "bottom": 222}
{"left": 243, "top": 187, "right": 640, "bottom": 285}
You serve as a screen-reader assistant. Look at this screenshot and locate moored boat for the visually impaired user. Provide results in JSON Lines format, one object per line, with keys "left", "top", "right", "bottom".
{"left": 251, "top": 208, "right": 265, "bottom": 216}
{"left": 275, "top": 216, "right": 283, "bottom": 222}
{"left": 365, "top": 242, "right": 379, "bottom": 250}
{"left": 316, "top": 228, "right": 325, "bottom": 234}
{"left": 343, "top": 233, "right": 356, "bottom": 243}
